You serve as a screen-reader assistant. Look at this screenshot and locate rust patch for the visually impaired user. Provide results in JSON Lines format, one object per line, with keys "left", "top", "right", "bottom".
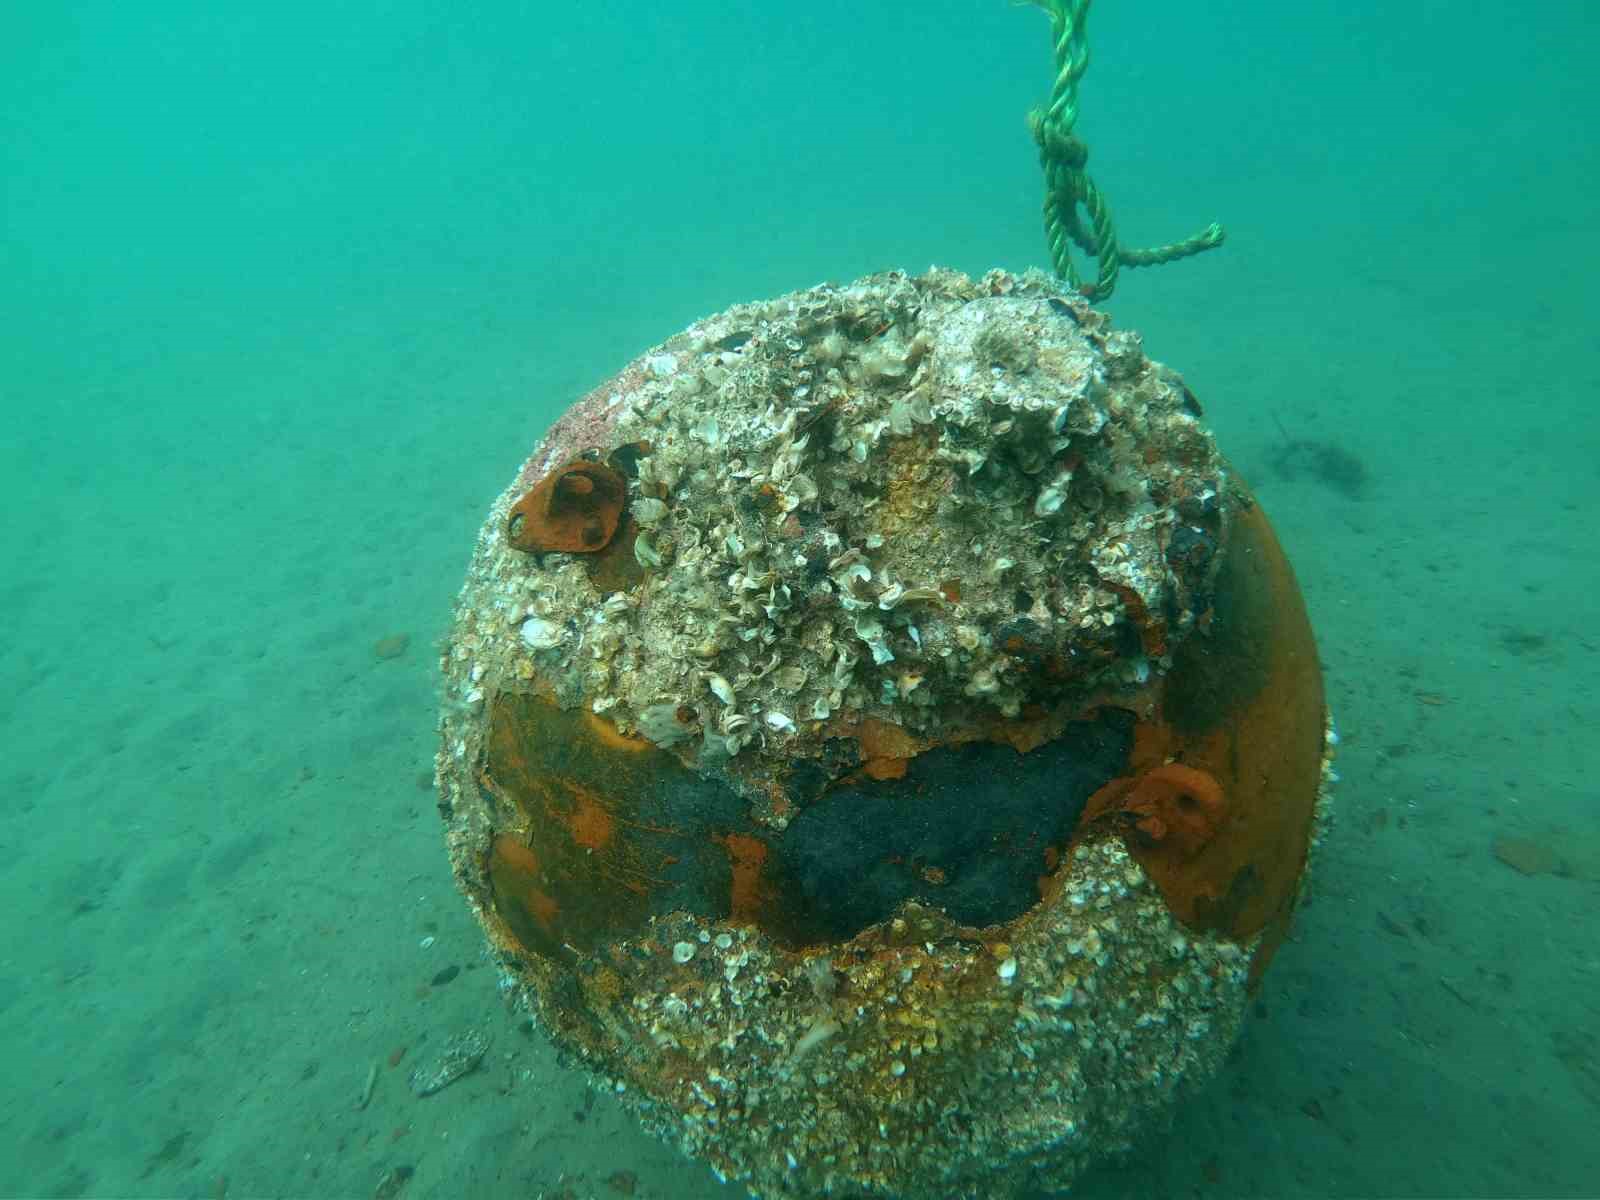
{"left": 564, "top": 782, "right": 618, "bottom": 853}
{"left": 488, "top": 834, "right": 563, "bottom": 959}
{"left": 1066, "top": 489, "right": 1325, "bottom": 983}
{"left": 582, "top": 709, "right": 652, "bottom": 754}
{"left": 862, "top": 756, "right": 909, "bottom": 781}
{"left": 507, "top": 458, "right": 627, "bottom": 554}
{"left": 1085, "top": 763, "right": 1228, "bottom": 859}
{"left": 481, "top": 696, "right": 692, "bottom": 955}
{"left": 1107, "top": 582, "right": 1169, "bottom": 658}
{"left": 719, "top": 832, "right": 772, "bottom": 924}
{"left": 848, "top": 715, "right": 924, "bottom": 781}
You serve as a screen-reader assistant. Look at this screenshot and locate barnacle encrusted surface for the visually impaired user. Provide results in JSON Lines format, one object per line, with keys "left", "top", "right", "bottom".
{"left": 447, "top": 267, "right": 1221, "bottom": 817}
{"left": 435, "top": 268, "right": 1329, "bottom": 1199}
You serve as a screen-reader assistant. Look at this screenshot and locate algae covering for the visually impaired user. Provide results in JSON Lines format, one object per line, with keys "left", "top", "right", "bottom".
{"left": 435, "top": 268, "right": 1332, "bottom": 1198}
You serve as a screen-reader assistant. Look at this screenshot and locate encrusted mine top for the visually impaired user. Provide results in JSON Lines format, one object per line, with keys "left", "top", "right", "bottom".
{"left": 447, "top": 267, "right": 1223, "bottom": 821}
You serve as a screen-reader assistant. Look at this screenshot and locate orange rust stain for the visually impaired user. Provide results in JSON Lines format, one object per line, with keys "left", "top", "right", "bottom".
{"left": 1082, "top": 763, "right": 1232, "bottom": 917}
{"left": 1066, "top": 489, "right": 1325, "bottom": 984}
{"left": 582, "top": 710, "right": 652, "bottom": 754}
{"left": 975, "top": 709, "right": 1062, "bottom": 755}
{"left": 1107, "top": 582, "right": 1169, "bottom": 658}
{"left": 493, "top": 836, "right": 540, "bottom": 875}
{"left": 848, "top": 699, "right": 1094, "bottom": 775}
{"left": 562, "top": 781, "right": 618, "bottom": 853}
{"left": 506, "top": 458, "right": 627, "bottom": 554}
{"left": 834, "top": 691, "right": 1091, "bottom": 774}
{"left": 863, "top": 756, "right": 909, "bottom": 781}
{"left": 488, "top": 833, "right": 562, "bottom": 953}
{"left": 1126, "top": 720, "right": 1170, "bottom": 766}
{"left": 718, "top": 832, "right": 771, "bottom": 923}
{"left": 858, "top": 716, "right": 918, "bottom": 756}
{"left": 840, "top": 715, "right": 923, "bottom": 780}
{"left": 1085, "top": 764, "right": 1227, "bottom": 858}
{"left": 483, "top": 695, "right": 698, "bottom": 955}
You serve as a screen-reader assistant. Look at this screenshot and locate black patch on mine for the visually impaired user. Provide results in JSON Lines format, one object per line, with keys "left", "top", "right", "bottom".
{"left": 778, "top": 710, "right": 1134, "bottom": 940}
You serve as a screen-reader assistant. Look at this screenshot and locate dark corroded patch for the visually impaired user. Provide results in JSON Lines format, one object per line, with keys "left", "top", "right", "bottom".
{"left": 779, "top": 712, "right": 1133, "bottom": 941}
{"left": 481, "top": 694, "right": 1134, "bottom": 957}
{"left": 482, "top": 695, "right": 751, "bottom": 958}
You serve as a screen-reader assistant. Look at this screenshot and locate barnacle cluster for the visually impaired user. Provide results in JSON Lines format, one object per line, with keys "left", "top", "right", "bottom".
{"left": 460, "top": 267, "right": 1221, "bottom": 817}
{"left": 435, "top": 268, "right": 1331, "bottom": 1200}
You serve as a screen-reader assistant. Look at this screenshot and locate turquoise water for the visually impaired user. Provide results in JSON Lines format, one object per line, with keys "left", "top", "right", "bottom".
{"left": 2, "top": 2, "right": 1596, "bottom": 1196}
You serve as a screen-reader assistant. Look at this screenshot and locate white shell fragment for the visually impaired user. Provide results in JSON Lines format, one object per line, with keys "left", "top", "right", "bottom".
{"left": 519, "top": 617, "right": 563, "bottom": 649}
{"left": 634, "top": 531, "right": 663, "bottom": 568}
{"left": 632, "top": 497, "right": 669, "bottom": 526}
{"left": 408, "top": 1029, "right": 490, "bottom": 1097}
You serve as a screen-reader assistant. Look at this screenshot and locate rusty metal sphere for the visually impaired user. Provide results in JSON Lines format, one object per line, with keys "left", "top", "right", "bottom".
{"left": 435, "top": 268, "right": 1331, "bottom": 1198}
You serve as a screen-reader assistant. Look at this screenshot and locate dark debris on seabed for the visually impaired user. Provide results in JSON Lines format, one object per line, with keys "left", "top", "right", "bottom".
{"left": 1265, "top": 413, "right": 1370, "bottom": 499}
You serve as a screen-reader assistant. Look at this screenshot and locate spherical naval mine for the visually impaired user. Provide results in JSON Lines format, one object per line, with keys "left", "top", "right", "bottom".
{"left": 434, "top": 268, "right": 1333, "bottom": 1199}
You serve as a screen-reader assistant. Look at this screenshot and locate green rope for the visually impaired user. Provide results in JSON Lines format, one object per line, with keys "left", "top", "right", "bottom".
{"left": 1020, "top": 0, "right": 1224, "bottom": 301}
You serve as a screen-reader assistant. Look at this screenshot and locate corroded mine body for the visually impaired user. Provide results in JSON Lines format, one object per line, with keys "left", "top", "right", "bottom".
{"left": 436, "top": 268, "right": 1331, "bottom": 1198}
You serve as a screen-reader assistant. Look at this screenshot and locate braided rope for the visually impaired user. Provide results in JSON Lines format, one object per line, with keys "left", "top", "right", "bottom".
{"left": 1021, "top": 0, "right": 1224, "bottom": 301}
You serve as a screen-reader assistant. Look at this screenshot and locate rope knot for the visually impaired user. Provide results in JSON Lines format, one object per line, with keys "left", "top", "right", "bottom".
{"left": 1029, "top": 111, "right": 1088, "bottom": 170}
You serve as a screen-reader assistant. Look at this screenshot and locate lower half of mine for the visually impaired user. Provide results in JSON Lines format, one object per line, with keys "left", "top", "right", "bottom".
{"left": 436, "top": 487, "right": 1331, "bottom": 1199}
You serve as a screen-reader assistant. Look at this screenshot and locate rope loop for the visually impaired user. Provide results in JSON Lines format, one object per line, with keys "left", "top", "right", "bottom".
{"left": 1020, "top": 0, "right": 1224, "bottom": 301}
